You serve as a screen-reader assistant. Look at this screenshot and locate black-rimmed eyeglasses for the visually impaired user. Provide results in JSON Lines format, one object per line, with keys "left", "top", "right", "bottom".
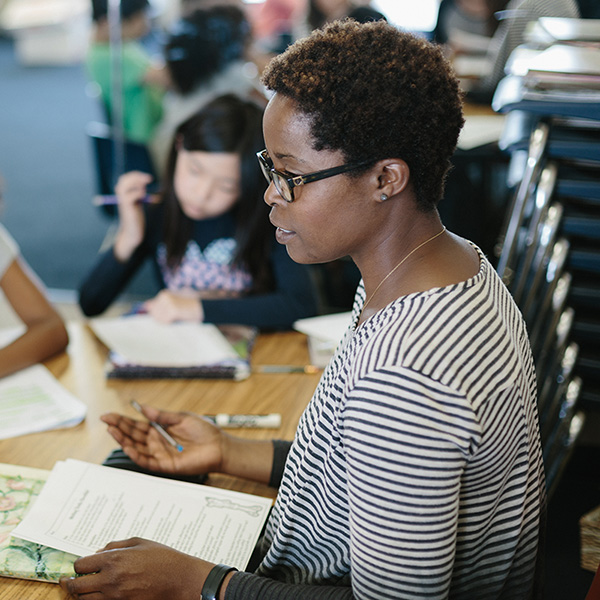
{"left": 256, "top": 149, "right": 373, "bottom": 203}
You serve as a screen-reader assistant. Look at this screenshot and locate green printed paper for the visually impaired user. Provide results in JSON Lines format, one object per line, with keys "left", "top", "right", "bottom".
{"left": 0, "top": 469, "right": 77, "bottom": 582}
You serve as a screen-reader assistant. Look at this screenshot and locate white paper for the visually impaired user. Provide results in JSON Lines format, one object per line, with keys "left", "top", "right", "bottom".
{"left": 0, "top": 364, "right": 87, "bottom": 440}
{"left": 539, "top": 17, "right": 600, "bottom": 42}
{"left": 13, "top": 459, "right": 272, "bottom": 570}
{"left": 0, "top": 325, "right": 25, "bottom": 348}
{"left": 293, "top": 312, "right": 352, "bottom": 345}
{"left": 89, "top": 315, "right": 240, "bottom": 367}
{"left": 294, "top": 312, "right": 352, "bottom": 368}
{"left": 457, "top": 115, "right": 506, "bottom": 151}
{"left": 526, "top": 44, "right": 600, "bottom": 76}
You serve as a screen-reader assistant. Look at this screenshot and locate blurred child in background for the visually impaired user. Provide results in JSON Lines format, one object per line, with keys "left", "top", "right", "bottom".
{"left": 87, "top": 0, "right": 166, "bottom": 145}
{"left": 150, "top": 4, "right": 264, "bottom": 170}
{"left": 79, "top": 94, "right": 317, "bottom": 329}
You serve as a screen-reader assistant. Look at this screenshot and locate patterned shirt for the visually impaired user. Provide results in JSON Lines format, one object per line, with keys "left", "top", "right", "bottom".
{"left": 228, "top": 245, "right": 545, "bottom": 599}
{"left": 158, "top": 238, "right": 252, "bottom": 293}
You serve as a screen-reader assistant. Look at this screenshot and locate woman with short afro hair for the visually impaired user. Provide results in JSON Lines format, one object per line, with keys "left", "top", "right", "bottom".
{"left": 61, "top": 19, "right": 545, "bottom": 600}
{"left": 261, "top": 19, "right": 464, "bottom": 211}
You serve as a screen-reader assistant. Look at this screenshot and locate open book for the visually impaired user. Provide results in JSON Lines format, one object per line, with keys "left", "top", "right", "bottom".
{"left": 9, "top": 459, "right": 272, "bottom": 581}
{"left": 89, "top": 315, "right": 257, "bottom": 381}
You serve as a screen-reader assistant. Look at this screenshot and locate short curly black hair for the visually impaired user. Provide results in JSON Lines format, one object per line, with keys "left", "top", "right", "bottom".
{"left": 261, "top": 20, "right": 464, "bottom": 210}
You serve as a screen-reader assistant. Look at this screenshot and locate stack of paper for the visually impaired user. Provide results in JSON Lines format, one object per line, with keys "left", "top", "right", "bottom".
{"left": 524, "top": 44, "right": 600, "bottom": 91}
{"left": 12, "top": 459, "right": 272, "bottom": 570}
{"left": 526, "top": 17, "right": 600, "bottom": 46}
{"left": 89, "top": 315, "right": 255, "bottom": 380}
{"left": 293, "top": 312, "right": 352, "bottom": 368}
{"left": 0, "top": 365, "right": 86, "bottom": 440}
{"left": 537, "top": 17, "right": 600, "bottom": 43}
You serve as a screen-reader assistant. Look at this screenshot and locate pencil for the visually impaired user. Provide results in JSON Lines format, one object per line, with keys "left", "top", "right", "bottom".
{"left": 130, "top": 400, "right": 183, "bottom": 452}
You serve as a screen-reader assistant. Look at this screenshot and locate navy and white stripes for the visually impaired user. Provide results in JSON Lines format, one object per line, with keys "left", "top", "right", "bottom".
{"left": 230, "top": 246, "right": 544, "bottom": 599}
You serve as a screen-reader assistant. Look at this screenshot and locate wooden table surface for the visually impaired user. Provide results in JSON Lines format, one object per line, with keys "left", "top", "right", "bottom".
{"left": 0, "top": 322, "right": 321, "bottom": 599}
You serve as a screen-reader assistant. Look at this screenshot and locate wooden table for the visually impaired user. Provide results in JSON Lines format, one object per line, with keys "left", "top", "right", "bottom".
{"left": 0, "top": 322, "right": 321, "bottom": 599}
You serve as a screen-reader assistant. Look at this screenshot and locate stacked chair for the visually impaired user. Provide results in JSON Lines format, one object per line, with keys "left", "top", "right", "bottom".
{"left": 491, "top": 17, "right": 600, "bottom": 499}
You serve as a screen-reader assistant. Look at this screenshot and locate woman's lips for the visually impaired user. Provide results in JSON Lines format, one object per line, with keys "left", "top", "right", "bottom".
{"left": 275, "top": 226, "right": 295, "bottom": 244}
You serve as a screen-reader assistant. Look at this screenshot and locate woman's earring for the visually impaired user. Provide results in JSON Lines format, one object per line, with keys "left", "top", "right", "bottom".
{"left": 380, "top": 193, "right": 388, "bottom": 201}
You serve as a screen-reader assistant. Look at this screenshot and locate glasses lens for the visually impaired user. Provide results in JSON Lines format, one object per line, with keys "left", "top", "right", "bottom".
{"left": 272, "top": 172, "right": 292, "bottom": 202}
{"left": 257, "top": 154, "right": 271, "bottom": 183}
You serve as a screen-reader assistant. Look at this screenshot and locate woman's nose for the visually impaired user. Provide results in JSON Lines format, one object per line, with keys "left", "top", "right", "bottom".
{"left": 264, "top": 180, "right": 285, "bottom": 207}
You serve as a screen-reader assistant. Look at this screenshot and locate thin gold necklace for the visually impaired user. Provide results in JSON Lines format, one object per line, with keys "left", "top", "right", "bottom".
{"left": 361, "top": 227, "right": 446, "bottom": 317}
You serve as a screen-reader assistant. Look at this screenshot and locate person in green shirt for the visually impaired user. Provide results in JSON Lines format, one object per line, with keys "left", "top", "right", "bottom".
{"left": 86, "top": 0, "right": 167, "bottom": 145}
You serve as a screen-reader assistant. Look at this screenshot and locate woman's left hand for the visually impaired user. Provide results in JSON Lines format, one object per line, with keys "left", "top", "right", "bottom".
{"left": 60, "top": 538, "right": 212, "bottom": 600}
{"left": 143, "top": 290, "right": 204, "bottom": 323}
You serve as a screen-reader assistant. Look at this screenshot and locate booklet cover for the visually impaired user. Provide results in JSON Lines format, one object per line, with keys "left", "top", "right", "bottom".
{"left": 0, "top": 463, "right": 77, "bottom": 583}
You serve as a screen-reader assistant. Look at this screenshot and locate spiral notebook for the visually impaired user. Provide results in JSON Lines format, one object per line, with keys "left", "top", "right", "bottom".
{"left": 88, "top": 316, "right": 257, "bottom": 381}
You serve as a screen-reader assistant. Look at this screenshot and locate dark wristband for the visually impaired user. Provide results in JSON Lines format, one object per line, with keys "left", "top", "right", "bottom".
{"left": 201, "top": 563, "right": 237, "bottom": 600}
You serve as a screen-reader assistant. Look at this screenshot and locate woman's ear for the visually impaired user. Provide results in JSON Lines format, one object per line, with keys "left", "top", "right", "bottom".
{"left": 375, "top": 159, "right": 410, "bottom": 202}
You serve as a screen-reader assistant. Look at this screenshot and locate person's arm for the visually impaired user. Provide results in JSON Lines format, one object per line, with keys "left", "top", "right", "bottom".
{"left": 78, "top": 244, "right": 151, "bottom": 316}
{"left": 62, "top": 407, "right": 350, "bottom": 600}
{"left": 79, "top": 197, "right": 162, "bottom": 316}
{"left": 203, "top": 241, "right": 319, "bottom": 329}
{"left": 60, "top": 539, "right": 355, "bottom": 600}
{"left": 100, "top": 405, "right": 275, "bottom": 483}
{"left": 341, "top": 367, "right": 472, "bottom": 597}
{"left": 225, "top": 572, "right": 354, "bottom": 599}
{"left": 0, "top": 257, "right": 68, "bottom": 377}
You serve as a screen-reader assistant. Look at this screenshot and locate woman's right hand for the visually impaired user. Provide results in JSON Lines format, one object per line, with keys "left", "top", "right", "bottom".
{"left": 113, "top": 171, "right": 154, "bottom": 262}
{"left": 101, "top": 405, "right": 275, "bottom": 484}
{"left": 101, "top": 405, "right": 225, "bottom": 476}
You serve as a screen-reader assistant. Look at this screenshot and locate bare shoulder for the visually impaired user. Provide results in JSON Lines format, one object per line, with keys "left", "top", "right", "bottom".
{"left": 410, "top": 232, "right": 480, "bottom": 293}
{"left": 431, "top": 232, "right": 480, "bottom": 285}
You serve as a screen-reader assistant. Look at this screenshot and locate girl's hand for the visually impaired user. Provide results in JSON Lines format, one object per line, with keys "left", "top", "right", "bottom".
{"left": 113, "top": 171, "right": 154, "bottom": 261}
{"left": 101, "top": 405, "right": 224, "bottom": 476}
{"left": 143, "top": 289, "right": 204, "bottom": 323}
{"left": 60, "top": 538, "right": 213, "bottom": 600}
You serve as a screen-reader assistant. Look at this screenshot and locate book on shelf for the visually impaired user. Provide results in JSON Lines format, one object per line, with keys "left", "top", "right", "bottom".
{"left": 88, "top": 315, "right": 257, "bottom": 381}
{"left": 526, "top": 18, "right": 600, "bottom": 46}
{"left": 7, "top": 459, "right": 273, "bottom": 583}
{"left": 524, "top": 44, "right": 600, "bottom": 90}
{"left": 538, "top": 17, "right": 600, "bottom": 43}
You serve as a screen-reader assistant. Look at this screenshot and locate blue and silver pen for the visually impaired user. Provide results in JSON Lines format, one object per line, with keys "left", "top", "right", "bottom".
{"left": 130, "top": 399, "right": 183, "bottom": 452}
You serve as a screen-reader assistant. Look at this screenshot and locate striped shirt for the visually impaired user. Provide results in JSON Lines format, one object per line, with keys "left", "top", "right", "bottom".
{"left": 228, "top": 246, "right": 545, "bottom": 599}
